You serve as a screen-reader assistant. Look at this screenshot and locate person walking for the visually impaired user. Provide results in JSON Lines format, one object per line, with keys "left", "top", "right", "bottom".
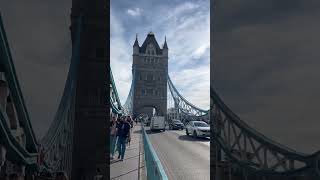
{"left": 110, "top": 116, "right": 118, "bottom": 159}
{"left": 116, "top": 117, "right": 131, "bottom": 161}
{"left": 126, "top": 115, "right": 133, "bottom": 128}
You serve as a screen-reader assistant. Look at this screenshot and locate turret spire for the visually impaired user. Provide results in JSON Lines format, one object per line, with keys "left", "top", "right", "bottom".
{"left": 163, "top": 36, "right": 168, "bottom": 49}
{"left": 133, "top": 33, "right": 139, "bottom": 47}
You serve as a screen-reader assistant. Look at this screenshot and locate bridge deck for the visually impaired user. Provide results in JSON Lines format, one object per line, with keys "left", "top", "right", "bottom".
{"left": 110, "top": 124, "right": 146, "bottom": 180}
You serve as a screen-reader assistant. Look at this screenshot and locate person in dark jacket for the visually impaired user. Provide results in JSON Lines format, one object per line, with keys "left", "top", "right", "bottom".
{"left": 116, "top": 117, "right": 131, "bottom": 160}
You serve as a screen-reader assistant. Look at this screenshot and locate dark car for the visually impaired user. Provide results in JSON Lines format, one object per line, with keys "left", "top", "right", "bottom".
{"left": 169, "top": 119, "right": 184, "bottom": 130}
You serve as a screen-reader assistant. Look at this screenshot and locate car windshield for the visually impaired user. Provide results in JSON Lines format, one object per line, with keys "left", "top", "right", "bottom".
{"left": 193, "top": 122, "right": 209, "bottom": 127}
{"left": 173, "top": 120, "right": 181, "bottom": 123}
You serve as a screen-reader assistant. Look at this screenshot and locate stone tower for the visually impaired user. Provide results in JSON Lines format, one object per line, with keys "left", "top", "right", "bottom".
{"left": 132, "top": 32, "right": 168, "bottom": 119}
{"left": 70, "top": 0, "right": 108, "bottom": 179}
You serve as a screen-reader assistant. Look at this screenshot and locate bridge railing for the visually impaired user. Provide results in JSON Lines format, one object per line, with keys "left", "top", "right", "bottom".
{"left": 141, "top": 126, "right": 168, "bottom": 180}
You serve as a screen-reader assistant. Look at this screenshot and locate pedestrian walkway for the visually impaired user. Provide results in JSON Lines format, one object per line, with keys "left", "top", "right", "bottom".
{"left": 110, "top": 124, "right": 146, "bottom": 180}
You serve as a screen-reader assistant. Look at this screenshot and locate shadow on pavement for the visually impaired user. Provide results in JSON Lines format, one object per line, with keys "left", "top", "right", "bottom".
{"left": 178, "top": 135, "right": 210, "bottom": 142}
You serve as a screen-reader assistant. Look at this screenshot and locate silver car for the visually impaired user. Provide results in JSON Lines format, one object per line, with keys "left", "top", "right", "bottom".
{"left": 186, "top": 121, "right": 210, "bottom": 138}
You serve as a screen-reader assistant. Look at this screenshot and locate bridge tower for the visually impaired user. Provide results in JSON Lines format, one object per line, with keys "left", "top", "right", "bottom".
{"left": 70, "top": 0, "right": 108, "bottom": 179}
{"left": 132, "top": 32, "right": 168, "bottom": 119}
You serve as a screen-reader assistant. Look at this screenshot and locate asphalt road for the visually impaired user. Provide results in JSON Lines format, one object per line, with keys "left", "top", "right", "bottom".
{"left": 145, "top": 126, "right": 210, "bottom": 180}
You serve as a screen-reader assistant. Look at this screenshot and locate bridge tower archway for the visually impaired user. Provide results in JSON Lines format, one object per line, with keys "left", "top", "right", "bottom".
{"left": 133, "top": 104, "right": 162, "bottom": 120}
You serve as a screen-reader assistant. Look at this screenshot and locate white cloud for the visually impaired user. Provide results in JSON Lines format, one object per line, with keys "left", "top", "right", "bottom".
{"left": 169, "top": 65, "right": 210, "bottom": 109}
{"left": 127, "top": 8, "right": 142, "bottom": 17}
{"left": 192, "top": 43, "right": 210, "bottom": 59}
{"left": 110, "top": 10, "right": 132, "bottom": 103}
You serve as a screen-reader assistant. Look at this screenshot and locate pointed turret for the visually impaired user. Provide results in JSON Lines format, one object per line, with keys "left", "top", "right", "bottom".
{"left": 163, "top": 36, "right": 168, "bottom": 49}
{"left": 162, "top": 36, "right": 168, "bottom": 56}
{"left": 133, "top": 33, "right": 139, "bottom": 55}
{"left": 133, "top": 33, "right": 139, "bottom": 47}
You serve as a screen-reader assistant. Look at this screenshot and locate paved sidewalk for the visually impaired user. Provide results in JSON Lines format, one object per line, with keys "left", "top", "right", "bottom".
{"left": 110, "top": 124, "right": 146, "bottom": 180}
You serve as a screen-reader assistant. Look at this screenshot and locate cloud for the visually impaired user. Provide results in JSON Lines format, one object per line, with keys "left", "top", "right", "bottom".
{"left": 110, "top": 9, "right": 133, "bottom": 104}
{"left": 170, "top": 65, "right": 210, "bottom": 110}
{"left": 127, "top": 8, "right": 142, "bottom": 17}
{"left": 192, "top": 43, "right": 210, "bottom": 59}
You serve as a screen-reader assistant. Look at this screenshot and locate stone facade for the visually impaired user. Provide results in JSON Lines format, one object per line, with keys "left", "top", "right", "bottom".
{"left": 70, "top": 0, "right": 108, "bottom": 179}
{"left": 132, "top": 32, "right": 168, "bottom": 119}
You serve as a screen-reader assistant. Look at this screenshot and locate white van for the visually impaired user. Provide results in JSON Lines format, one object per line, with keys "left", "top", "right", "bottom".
{"left": 150, "top": 116, "right": 165, "bottom": 131}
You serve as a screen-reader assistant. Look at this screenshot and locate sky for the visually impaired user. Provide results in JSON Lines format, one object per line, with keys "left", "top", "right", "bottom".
{"left": 212, "top": 0, "right": 320, "bottom": 154}
{"left": 110, "top": 0, "right": 210, "bottom": 110}
{"left": 0, "top": 0, "right": 71, "bottom": 139}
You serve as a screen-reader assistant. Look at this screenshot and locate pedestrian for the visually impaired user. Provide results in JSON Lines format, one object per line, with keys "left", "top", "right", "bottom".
{"left": 126, "top": 117, "right": 133, "bottom": 146}
{"left": 116, "top": 116, "right": 131, "bottom": 161}
{"left": 128, "top": 116, "right": 134, "bottom": 128}
{"left": 110, "top": 116, "right": 118, "bottom": 159}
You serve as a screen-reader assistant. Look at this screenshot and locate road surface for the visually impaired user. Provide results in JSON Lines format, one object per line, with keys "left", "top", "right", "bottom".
{"left": 145, "top": 126, "right": 210, "bottom": 180}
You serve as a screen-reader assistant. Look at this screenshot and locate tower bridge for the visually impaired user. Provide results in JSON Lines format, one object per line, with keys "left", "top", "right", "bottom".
{"left": 0, "top": 1, "right": 319, "bottom": 179}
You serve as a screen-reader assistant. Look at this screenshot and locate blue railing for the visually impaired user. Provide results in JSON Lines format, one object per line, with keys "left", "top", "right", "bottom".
{"left": 142, "top": 126, "right": 168, "bottom": 180}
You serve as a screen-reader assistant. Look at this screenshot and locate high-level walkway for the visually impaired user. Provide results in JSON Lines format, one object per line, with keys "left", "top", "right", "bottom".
{"left": 110, "top": 124, "right": 146, "bottom": 180}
